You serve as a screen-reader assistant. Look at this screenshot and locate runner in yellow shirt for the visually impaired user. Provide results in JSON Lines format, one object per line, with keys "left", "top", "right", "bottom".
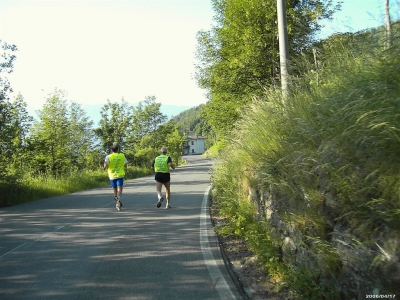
{"left": 104, "top": 143, "right": 128, "bottom": 211}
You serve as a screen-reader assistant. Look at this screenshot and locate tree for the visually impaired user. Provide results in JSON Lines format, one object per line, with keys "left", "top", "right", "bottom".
{"left": 95, "top": 99, "right": 131, "bottom": 154}
{"left": 126, "top": 96, "right": 167, "bottom": 161}
{"left": 68, "top": 102, "right": 97, "bottom": 170}
{"left": 132, "top": 120, "right": 174, "bottom": 166}
{"left": 165, "top": 126, "right": 187, "bottom": 165}
{"left": 94, "top": 96, "right": 169, "bottom": 166}
{"left": 0, "top": 93, "right": 33, "bottom": 177}
{"left": 8, "top": 94, "right": 34, "bottom": 172}
{"left": 0, "top": 40, "right": 17, "bottom": 104}
{"left": 195, "top": 0, "right": 340, "bottom": 139}
{"left": 0, "top": 40, "right": 18, "bottom": 177}
{"left": 128, "top": 96, "right": 167, "bottom": 141}
{"left": 29, "top": 91, "right": 71, "bottom": 176}
{"left": 29, "top": 91, "right": 99, "bottom": 175}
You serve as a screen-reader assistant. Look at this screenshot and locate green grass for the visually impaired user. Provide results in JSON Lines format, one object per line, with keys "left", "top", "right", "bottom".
{"left": 1, "top": 166, "right": 153, "bottom": 207}
{"left": 210, "top": 27, "right": 400, "bottom": 298}
{"left": 202, "top": 140, "right": 227, "bottom": 158}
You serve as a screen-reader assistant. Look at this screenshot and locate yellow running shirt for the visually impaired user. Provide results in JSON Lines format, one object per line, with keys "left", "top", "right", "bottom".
{"left": 154, "top": 155, "right": 170, "bottom": 173}
{"left": 106, "top": 153, "right": 127, "bottom": 179}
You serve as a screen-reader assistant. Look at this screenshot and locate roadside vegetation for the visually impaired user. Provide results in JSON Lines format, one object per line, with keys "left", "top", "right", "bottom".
{"left": 208, "top": 19, "right": 400, "bottom": 300}
{"left": 4, "top": 167, "right": 153, "bottom": 207}
{"left": 0, "top": 90, "right": 187, "bottom": 208}
{"left": 194, "top": 0, "right": 400, "bottom": 298}
{"left": 0, "top": 59, "right": 188, "bottom": 208}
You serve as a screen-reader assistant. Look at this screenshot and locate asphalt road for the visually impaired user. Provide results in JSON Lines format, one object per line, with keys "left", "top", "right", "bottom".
{"left": 0, "top": 156, "right": 242, "bottom": 300}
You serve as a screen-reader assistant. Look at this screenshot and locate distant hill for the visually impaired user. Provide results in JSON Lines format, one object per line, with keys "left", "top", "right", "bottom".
{"left": 172, "top": 104, "right": 209, "bottom": 137}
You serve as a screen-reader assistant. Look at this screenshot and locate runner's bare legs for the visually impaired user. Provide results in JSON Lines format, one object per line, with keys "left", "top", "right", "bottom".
{"left": 156, "top": 181, "right": 163, "bottom": 199}
{"left": 164, "top": 182, "right": 171, "bottom": 207}
{"left": 156, "top": 181, "right": 171, "bottom": 208}
{"left": 117, "top": 186, "right": 123, "bottom": 198}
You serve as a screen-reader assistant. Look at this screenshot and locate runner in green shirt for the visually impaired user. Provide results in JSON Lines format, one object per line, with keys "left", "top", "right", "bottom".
{"left": 151, "top": 147, "right": 175, "bottom": 209}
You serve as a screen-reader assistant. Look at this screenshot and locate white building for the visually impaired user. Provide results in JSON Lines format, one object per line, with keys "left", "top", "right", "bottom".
{"left": 183, "top": 135, "right": 206, "bottom": 155}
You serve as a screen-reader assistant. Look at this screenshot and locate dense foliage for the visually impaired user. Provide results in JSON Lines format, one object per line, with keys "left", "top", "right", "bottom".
{"left": 211, "top": 22, "right": 400, "bottom": 298}
{"left": 0, "top": 50, "right": 187, "bottom": 207}
{"left": 195, "top": 0, "right": 340, "bottom": 139}
{"left": 172, "top": 104, "right": 205, "bottom": 135}
{"left": 0, "top": 40, "right": 20, "bottom": 178}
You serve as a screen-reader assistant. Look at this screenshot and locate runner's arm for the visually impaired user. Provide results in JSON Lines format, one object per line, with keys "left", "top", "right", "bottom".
{"left": 168, "top": 157, "right": 175, "bottom": 170}
{"left": 104, "top": 156, "right": 110, "bottom": 169}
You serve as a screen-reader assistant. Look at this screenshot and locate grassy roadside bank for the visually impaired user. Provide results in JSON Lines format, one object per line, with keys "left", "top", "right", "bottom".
{"left": 206, "top": 28, "right": 400, "bottom": 298}
{"left": 2, "top": 166, "right": 153, "bottom": 208}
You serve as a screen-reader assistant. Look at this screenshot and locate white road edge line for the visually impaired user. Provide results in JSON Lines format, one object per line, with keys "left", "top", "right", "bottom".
{"left": 200, "top": 185, "right": 237, "bottom": 300}
{"left": 0, "top": 242, "right": 27, "bottom": 259}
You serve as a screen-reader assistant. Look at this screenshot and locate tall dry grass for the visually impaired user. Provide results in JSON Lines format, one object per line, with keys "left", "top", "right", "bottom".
{"left": 211, "top": 26, "right": 400, "bottom": 298}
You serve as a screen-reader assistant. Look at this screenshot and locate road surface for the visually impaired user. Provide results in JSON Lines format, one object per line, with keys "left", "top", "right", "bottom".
{"left": 0, "top": 156, "right": 242, "bottom": 300}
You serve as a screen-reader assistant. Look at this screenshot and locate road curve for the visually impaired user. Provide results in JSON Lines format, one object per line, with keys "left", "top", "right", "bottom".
{"left": 0, "top": 155, "right": 242, "bottom": 300}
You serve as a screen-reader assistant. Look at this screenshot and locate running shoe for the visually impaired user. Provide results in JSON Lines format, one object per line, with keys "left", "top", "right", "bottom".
{"left": 166, "top": 203, "right": 171, "bottom": 209}
{"left": 156, "top": 197, "right": 164, "bottom": 208}
{"left": 115, "top": 196, "right": 122, "bottom": 211}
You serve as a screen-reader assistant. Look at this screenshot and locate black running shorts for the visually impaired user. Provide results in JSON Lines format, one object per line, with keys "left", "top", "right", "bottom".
{"left": 155, "top": 172, "right": 170, "bottom": 184}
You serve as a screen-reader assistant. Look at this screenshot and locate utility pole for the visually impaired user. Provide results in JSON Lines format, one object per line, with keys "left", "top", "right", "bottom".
{"left": 277, "top": 0, "right": 290, "bottom": 101}
{"left": 385, "top": 0, "right": 392, "bottom": 49}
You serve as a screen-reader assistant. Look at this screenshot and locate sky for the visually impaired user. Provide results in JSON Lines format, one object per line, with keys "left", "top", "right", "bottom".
{"left": 0, "top": 0, "right": 396, "bottom": 121}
